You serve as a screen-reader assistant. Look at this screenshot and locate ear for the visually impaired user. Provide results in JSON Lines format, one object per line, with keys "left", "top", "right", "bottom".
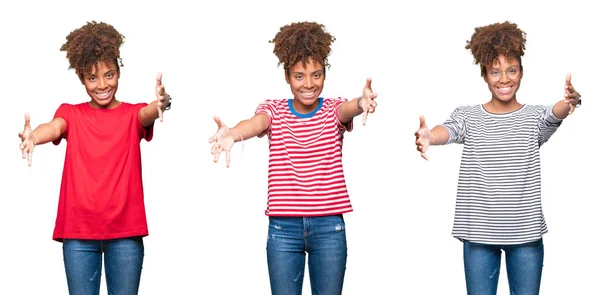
{"left": 284, "top": 71, "right": 290, "bottom": 84}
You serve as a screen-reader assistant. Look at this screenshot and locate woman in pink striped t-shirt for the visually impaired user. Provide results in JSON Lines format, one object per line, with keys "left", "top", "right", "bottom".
{"left": 209, "top": 21, "right": 378, "bottom": 295}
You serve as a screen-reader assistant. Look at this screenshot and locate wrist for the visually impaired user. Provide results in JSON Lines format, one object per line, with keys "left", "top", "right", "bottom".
{"left": 163, "top": 94, "right": 172, "bottom": 111}
{"left": 356, "top": 96, "right": 363, "bottom": 112}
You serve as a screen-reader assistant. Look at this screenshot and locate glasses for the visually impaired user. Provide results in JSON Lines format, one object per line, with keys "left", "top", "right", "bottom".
{"left": 488, "top": 66, "right": 521, "bottom": 81}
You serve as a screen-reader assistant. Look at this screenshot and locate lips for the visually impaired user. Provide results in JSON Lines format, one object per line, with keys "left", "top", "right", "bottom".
{"left": 495, "top": 85, "right": 513, "bottom": 94}
{"left": 95, "top": 90, "right": 112, "bottom": 100}
{"left": 300, "top": 90, "right": 316, "bottom": 99}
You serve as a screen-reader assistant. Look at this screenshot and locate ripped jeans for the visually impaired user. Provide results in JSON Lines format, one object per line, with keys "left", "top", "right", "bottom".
{"left": 266, "top": 215, "right": 347, "bottom": 295}
{"left": 63, "top": 237, "right": 144, "bottom": 295}
{"left": 463, "top": 239, "right": 544, "bottom": 295}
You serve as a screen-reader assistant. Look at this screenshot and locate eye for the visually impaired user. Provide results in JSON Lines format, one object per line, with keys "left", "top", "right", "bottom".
{"left": 106, "top": 72, "right": 114, "bottom": 79}
{"left": 508, "top": 68, "right": 518, "bottom": 75}
{"left": 313, "top": 73, "right": 322, "bottom": 78}
{"left": 88, "top": 76, "right": 97, "bottom": 82}
{"left": 490, "top": 70, "right": 500, "bottom": 76}
{"left": 295, "top": 75, "right": 303, "bottom": 80}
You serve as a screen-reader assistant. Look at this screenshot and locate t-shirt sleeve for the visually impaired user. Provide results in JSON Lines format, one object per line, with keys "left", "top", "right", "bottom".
{"left": 256, "top": 100, "right": 275, "bottom": 138}
{"left": 52, "top": 103, "right": 70, "bottom": 145}
{"left": 537, "top": 105, "right": 562, "bottom": 146}
{"left": 442, "top": 106, "right": 468, "bottom": 144}
{"left": 333, "top": 97, "right": 353, "bottom": 132}
{"left": 133, "top": 103, "right": 154, "bottom": 142}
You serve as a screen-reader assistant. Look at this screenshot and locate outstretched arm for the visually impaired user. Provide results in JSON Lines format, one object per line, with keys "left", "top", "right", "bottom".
{"left": 414, "top": 115, "right": 450, "bottom": 160}
{"left": 139, "top": 72, "right": 171, "bottom": 127}
{"left": 337, "top": 78, "right": 378, "bottom": 125}
{"left": 208, "top": 113, "right": 270, "bottom": 167}
{"left": 18, "top": 113, "right": 66, "bottom": 166}
{"left": 552, "top": 73, "right": 581, "bottom": 119}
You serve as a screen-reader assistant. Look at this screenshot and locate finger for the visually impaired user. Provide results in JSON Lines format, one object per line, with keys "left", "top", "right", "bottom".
{"left": 565, "top": 72, "right": 572, "bottom": 86}
{"left": 156, "top": 72, "right": 163, "bottom": 87}
{"left": 213, "top": 115, "right": 224, "bottom": 128}
{"left": 210, "top": 143, "right": 219, "bottom": 155}
{"left": 420, "top": 152, "right": 429, "bottom": 161}
{"left": 24, "top": 112, "right": 31, "bottom": 129}
{"left": 213, "top": 147, "right": 221, "bottom": 163}
{"left": 568, "top": 104, "right": 575, "bottom": 115}
{"left": 419, "top": 115, "right": 427, "bottom": 129}
{"left": 364, "top": 77, "right": 372, "bottom": 90}
{"left": 158, "top": 107, "right": 164, "bottom": 122}
{"left": 28, "top": 149, "right": 33, "bottom": 166}
{"left": 362, "top": 109, "right": 369, "bottom": 126}
{"left": 225, "top": 150, "right": 231, "bottom": 168}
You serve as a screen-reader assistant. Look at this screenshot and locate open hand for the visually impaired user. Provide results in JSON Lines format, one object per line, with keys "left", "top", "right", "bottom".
{"left": 18, "top": 112, "right": 35, "bottom": 166}
{"left": 156, "top": 72, "right": 170, "bottom": 122}
{"left": 564, "top": 73, "right": 581, "bottom": 115}
{"left": 414, "top": 115, "right": 432, "bottom": 160}
{"left": 359, "top": 78, "right": 378, "bottom": 126}
{"left": 208, "top": 116, "right": 235, "bottom": 167}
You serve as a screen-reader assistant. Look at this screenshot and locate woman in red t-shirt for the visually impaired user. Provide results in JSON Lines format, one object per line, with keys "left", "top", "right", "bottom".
{"left": 18, "top": 21, "right": 171, "bottom": 295}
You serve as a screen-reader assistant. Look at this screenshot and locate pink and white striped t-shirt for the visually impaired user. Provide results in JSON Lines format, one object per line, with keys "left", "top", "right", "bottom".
{"left": 256, "top": 97, "right": 353, "bottom": 216}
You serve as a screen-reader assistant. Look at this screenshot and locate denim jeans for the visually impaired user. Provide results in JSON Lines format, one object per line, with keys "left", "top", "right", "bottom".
{"left": 63, "top": 237, "right": 144, "bottom": 295}
{"left": 463, "top": 239, "right": 544, "bottom": 295}
{"left": 266, "top": 215, "right": 347, "bottom": 295}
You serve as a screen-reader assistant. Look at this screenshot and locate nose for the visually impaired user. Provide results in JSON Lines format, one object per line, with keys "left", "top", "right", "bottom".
{"left": 98, "top": 77, "right": 108, "bottom": 89}
{"left": 499, "top": 71, "right": 510, "bottom": 83}
{"left": 303, "top": 77, "right": 314, "bottom": 88}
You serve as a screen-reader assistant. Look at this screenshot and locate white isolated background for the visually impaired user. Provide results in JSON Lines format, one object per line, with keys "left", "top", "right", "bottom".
{"left": 0, "top": 0, "right": 597, "bottom": 294}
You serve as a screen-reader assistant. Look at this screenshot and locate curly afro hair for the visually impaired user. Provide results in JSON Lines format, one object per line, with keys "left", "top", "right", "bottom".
{"left": 465, "top": 21, "right": 527, "bottom": 77}
{"left": 60, "top": 21, "right": 125, "bottom": 81}
{"left": 269, "top": 21, "right": 335, "bottom": 75}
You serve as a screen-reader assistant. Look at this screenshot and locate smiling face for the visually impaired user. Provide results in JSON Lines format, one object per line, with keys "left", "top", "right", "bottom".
{"left": 82, "top": 61, "right": 120, "bottom": 109}
{"left": 483, "top": 54, "right": 523, "bottom": 105}
{"left": 285, "top": 57, "right": 325, "bottom": 114}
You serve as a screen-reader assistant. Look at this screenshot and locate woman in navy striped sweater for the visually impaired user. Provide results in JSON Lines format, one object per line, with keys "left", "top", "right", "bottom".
{"left": 415, "top": 21, "right": 581, "bottom": 295}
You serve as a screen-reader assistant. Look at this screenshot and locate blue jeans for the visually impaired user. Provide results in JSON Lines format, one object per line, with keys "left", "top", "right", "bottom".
{"left": 63, "top": 237, "right": 144, "bottom": 295}
{"left": 266, "top": 215, "right": 347, "bottom": 295}
{"left": 463, "top": 239, "right": 544, "bottom": 295}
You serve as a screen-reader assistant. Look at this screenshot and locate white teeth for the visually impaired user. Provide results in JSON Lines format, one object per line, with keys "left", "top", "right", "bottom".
{"left": 95, "top": 90, "right": 111, "bottom": 99}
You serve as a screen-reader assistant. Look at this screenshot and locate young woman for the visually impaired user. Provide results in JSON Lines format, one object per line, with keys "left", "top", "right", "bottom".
{"left": 18, "top": 21, "right": 171, "bottom": 295}
{"left": 209, "top": 21, "right": 378, "bottom": 295}
{"left": 415, "top": 21, "right": 581, "bottom": 294}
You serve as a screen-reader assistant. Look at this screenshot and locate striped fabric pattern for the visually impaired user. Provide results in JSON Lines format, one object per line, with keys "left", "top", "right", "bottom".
{"left": 256, "top": 97, "right": 353, "bottom": 216}
{"left": 443, "top": 104, "right": 562, "bottom": 245}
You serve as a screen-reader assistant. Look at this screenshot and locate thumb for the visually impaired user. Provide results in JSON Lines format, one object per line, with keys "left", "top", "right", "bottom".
{"left": 24, "top": 112, "right": 31, "bottom": 130}
{"left": 213, "top": 115, "right": 223, "bottom": 128}
{"left": 419, "top": 115, "right": 427, "bottom": 129}
{"left": 364, "top": 77, "right": 372, "bottom": 89}
{"left": 156, "top": 72, "right": 163, "bottom": 86}
{"left": 565, "top": 72, "right": 572, "bottom": 86}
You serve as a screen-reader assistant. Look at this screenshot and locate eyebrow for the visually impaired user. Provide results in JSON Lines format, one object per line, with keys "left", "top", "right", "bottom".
{"left": 292, "top": 70, "right": 323, "bottom": 75}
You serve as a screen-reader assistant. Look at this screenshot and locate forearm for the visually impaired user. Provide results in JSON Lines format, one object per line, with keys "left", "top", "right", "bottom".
{"left": 337, "top": 97, "right": 362, "bottom": 124}
{"left": 32, "top": 121, "right": 65, "bottom": 145}
{"left": 138, "top": 101, "right": 160, "bottom": 127}
{"left": 551, "top": 99, "right": 571, "bottom": 119}
{"left": 429, "top": 125, "right": 450, "bottom": 146}
{"left": 230, "top": 113, "right": 270, "bottom": 142}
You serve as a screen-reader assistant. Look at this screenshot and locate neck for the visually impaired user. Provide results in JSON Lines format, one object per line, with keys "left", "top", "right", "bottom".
{"left": 484, "top": 97, "right": 522, "bottom": 114}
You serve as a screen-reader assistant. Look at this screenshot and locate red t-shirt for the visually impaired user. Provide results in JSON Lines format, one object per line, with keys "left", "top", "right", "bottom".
{"left": 52, "top": 102, "right": 153, "bottom": 241}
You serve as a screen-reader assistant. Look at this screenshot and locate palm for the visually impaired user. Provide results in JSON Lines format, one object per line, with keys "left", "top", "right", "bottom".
{"left": 209, "top": 116, "right": 235, "bottom": 167}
